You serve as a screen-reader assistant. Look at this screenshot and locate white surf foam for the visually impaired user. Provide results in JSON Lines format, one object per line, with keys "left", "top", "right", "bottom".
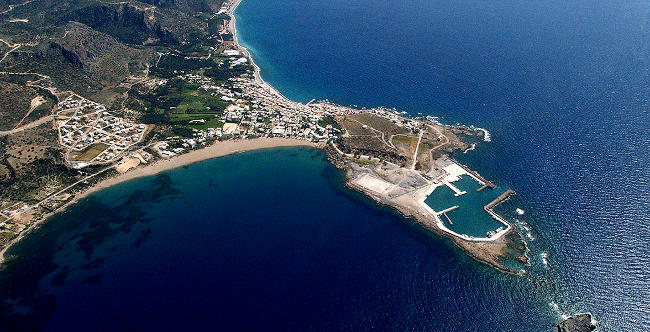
{"left": 591, "top": 315, "right": 599, "bottom": 326}
{"left": 473, "top": 127, "right": 491, "bottom": 142}
{"left": 549, "top": 302, "right": 569, "bottom": 320}
{"left": 541, "top": 252, "right": 549, "bottom": 267}
{"left": 463, "top": 143, "right": 476, "bottom": 154}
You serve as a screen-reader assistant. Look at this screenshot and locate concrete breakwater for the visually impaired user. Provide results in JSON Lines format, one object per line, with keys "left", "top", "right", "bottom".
{"left": 485, "top": 190, "right": 515, "bottom": 210}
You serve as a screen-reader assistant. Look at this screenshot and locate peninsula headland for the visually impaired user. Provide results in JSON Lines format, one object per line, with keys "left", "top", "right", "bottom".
{"left": 0, "top": 0, "right": 529, "bottom": 274}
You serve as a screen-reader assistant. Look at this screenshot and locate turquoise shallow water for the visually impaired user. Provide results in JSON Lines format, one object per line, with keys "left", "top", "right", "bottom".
{"left": 424, "top": 177, "right": 505, "bottom": 238}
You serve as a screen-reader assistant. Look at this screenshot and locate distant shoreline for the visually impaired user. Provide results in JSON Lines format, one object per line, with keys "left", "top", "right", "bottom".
{"left": 228, "top": 0, "right": 287, "bottom": 100}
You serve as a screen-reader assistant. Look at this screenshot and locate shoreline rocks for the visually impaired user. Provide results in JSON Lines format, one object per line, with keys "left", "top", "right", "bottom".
{"left": 557, "top": 313, "right": 596, "bottom": 332}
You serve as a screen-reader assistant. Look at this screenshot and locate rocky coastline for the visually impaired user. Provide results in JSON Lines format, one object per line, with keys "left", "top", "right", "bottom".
{"left": 557, "top": 313, "right": 597, "bottom": 332}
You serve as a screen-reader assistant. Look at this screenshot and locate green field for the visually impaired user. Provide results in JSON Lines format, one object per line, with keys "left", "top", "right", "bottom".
{"left": 169, "top": 113, "right": 219, "bottom": 123}
{"left": 182, "top": 118, "right": 224, "bottom": 130}
{"left": 70, "top": 143, "right": 109, "bottom": 161}
{"left": 167, "top": 83, "right": 229, "bottom": 126}
{"left": 172, "top": 83, "right": 229, "bottom": 112}
{"left": 392, "top": 134, "right": 417, "bottom": 145}
{"left": 134, "top": 77, "right": 232, "bottom": 125}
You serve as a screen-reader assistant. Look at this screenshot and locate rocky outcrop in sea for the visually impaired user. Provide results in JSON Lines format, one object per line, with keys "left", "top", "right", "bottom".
{"left": 557, "top": 313, "right": 596, "bottom": 332}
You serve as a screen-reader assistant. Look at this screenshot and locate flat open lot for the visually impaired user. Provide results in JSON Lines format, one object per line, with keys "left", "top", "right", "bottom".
{"left": 352, "top": 173, "right": 393, "bottom": 194}
{"left": 340, "top": 118, "right": 376, "bottom": 136}
{"left": 69, "top": 143, "right": 109, "bottom": 162}
{"left": 347, "top": 113, "right": 409, "bottom": 136}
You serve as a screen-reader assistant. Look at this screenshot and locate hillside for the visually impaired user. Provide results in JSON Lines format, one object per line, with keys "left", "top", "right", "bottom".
{"left": 52, "top": 22, "right": 155, "bottom": 85}
{"left": 0, "top": 0, "right": 239, "bottom": 198}
{"left": 0, "top": 81, "right": 38, "bottom": 131}
{"left": 2, "top": 0, "right": 222, "bottom": 45}
{"left": 60, "top": 2, "right": 209, "bottom": 45}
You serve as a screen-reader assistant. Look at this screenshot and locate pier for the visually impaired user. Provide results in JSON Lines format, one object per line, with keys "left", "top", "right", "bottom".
{"left": 457, "top": 162, "right": 495, "bottom": 190}
{"left": 437, "top": 205, "right": 459, "bottom": 225}
{"left": 477, "top": 181, "right": 495, "bottom": 192}
{"left": 443, "top": 180, "right": 466, "bottom": 196}
{"left": 443, "top": 212, "right": 453, "bottom": 225}
{"left": 485, "top": 190, "right": 515, "bottom": 210}
{"left": 436, "top": 205, "right": 459, "bottom": 215}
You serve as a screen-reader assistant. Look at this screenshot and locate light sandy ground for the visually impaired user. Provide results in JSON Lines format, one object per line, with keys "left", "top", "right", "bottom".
{"left": 352, "top": 173, "right": 393, "bottom": 194}
{"left": 442, "top": 163, "right": 466, "bottom": 182}
{"left": 115, "top": 157, "right": 141, "bottom": 173}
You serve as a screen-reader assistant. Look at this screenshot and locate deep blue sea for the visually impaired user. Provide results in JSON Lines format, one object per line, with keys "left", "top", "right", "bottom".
{"left": 1, "top": 0, "right": 648, "bottom": 330}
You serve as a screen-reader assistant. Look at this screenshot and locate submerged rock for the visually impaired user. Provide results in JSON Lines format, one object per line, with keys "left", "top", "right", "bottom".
{"left": 557, "top": 313, "right": 596, "bottom": 332}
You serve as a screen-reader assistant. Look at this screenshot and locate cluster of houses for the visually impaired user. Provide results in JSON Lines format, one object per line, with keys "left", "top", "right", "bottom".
{"left": 154, "top": 138, "right": 200, "bottom": 158}
{"left": 54, "top": 94, "right": 148, "bottom": 166}
{"left": 182, "top": 73, "right": 215, "bottom": 88}
{"left": 51, "top": 54, "right": 421, "bottom": 169}
{"left": 219, "top": 48, "right": 249, "bottom": 69}
{"left": 159, "top": 61, "right": 428, "bottom": 157}
{"left": 49, "top": 39, "right": 424, "bottom": 168}
{"left": 191, "top": 76, "right": 342, "bottom": 143}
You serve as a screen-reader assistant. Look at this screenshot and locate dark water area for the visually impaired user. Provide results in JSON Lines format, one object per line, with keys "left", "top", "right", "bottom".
{"left": 1, "top": 148, "right": 554, "bottom": 331}
{"left": 1, "top": 0, "right": 648, "bottom": 330}
{"left": 233, "top": 0, "right": 649, "bottom": 329}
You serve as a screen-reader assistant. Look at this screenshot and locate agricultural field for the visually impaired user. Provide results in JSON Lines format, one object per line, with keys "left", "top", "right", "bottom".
{"left": 182, "top": 118, "right": 224, "bottom": 130}
{"left": 131, "top": 78, "right": 228, "bottom": 125}
{"left": 69, "top": 143, "right": 109, "bottom": 162}
{"left": 391, "top": 134, "right": 419, "bottom": 154}
{"left": 175, "top": 84, "right": 228, "bottom": 111}
{"left": 169, "top": 113, "right": 218, "bottom": 123}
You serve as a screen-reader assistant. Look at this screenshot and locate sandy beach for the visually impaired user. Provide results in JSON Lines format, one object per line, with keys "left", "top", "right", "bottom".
{"left": 68, "top": 0, "right": 318, "bottom": 207}
{"left": 0, "top": 138, "right": 316, "bottom": 264}
{"left": 78, "top": 138, "right": 317, "bottom": 200}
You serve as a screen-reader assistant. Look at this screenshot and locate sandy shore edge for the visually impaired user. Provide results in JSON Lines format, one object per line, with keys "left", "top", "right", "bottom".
{"left": 228, "top": 0, "right": 286, "bottom": 99}
{"left": 0, "top": 138, "right": 317, "bottom": 264}
{"left": 79, "top": 138, "right": 316, "bottom": 200}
